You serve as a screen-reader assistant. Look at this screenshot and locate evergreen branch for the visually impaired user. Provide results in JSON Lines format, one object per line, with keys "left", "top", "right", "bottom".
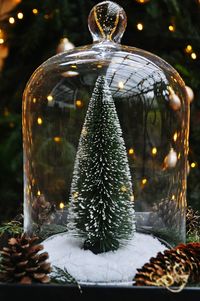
{"left": 36, "top": 224, "right": 68, "bottom": 241}
{"left": 0, "top": 220, "right": 23, "bottom": 237}
{"left": 51, "top": 266, "right": 82, "bottom": 293}
{"left": 187, "top": 235, "right": 200, "bottom": 244}
{"left": 169, "top": 0, "right": 180, "bottom": 14}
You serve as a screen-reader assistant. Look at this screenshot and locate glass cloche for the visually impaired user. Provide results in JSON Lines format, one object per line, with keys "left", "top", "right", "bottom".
{"left": 23, "top": 0, "right": 190, "bottom": 269}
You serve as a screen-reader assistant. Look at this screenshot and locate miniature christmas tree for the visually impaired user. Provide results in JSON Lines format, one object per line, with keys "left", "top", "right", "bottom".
{"left": 68, "top": 75, "right": 135, "bottom": 254}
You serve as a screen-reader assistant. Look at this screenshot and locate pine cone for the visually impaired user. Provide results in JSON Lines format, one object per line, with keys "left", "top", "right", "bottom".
{"left": 186, "top": 206, "right": 200, "bottom": 237}
{"left": 0, "top": 233, "right": 52, "bottom": 284}
{"left": 134, "top": 242, "right": 200, "bottom": 289}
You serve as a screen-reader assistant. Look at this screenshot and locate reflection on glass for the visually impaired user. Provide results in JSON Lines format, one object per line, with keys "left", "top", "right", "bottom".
{"left": 23, "top": 1, "right": 189, "bottom": 247}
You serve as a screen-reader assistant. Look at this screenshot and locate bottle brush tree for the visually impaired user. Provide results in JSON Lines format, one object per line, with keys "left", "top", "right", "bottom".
{"left": 68, "top": 75, "right": 135, "bottom": 254}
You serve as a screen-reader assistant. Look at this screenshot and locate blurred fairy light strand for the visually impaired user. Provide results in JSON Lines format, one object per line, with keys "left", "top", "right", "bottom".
{"left": 0, "top": 0, "right": 198, "bottom": 171}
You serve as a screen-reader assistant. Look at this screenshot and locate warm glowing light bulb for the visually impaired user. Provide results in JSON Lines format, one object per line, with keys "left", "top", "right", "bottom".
{"left": 137, "top": 23, "right": 144, "bottom": 31}
{"left": 135, "top": 0, "right": 150, "bottom": 3}
{"left": 37, "top": 117, "right": 43, "bottom": 125}
{"left": 191, "top": 162, "right": 196, "bottom": 168}
{"left": 168, "top": 25, "right": 175, "bottom": 32}
{"left": 172, "top": 195, "right": 175, "bottom": 200}
{"left": 152, "top": 147, "right": 157, "bottom": 155}
{"left": 76, "top": 99, "right": 83, "bottom": 108}
{"left": 121, "top": 186, "right": 127, "bottom": 192}
{"left": 37, "top": 190, "right": 41, "bottom": 196}
{"left": 59, "top": 202, "right": 65, "bottom": 209}
{"left": 4, "top": 108, "right": 9, "bottom": 117}
{"left": 17, "top": 12, "right": 24, "bottom": 19}
{"left": 128, "top": 148, "right": 134, "bottom": 155}
{"left": 0, "top": 38, "right": 4, "bottom": 44}
{"left": 32, "top": 8, "right": 39, "bottom": 15}
{"left": 33, "top": 98, "right": 37, "bottom": 103}
{"left": 47, "top": 95, "right": 53, "bottom": 102}
{"left": 173, "top": 132, "right": 178, "bottom": 142}
{"left": 71, "top": 65, "right": 77, "bottom": 69}
{"left": 118, "top": 81, "right": 124, "bottom": 89}
{"left": 9, "top": 17, "right": 15, "bottom": 24}
{"left": 191, "top": 52, "right": 197, "bottom": 60}
{"left": 54, "top": 136, "right": 61, "bottom": 143}
{"left": 142, "top": 178, "right": 147, "bottom": 185}
{"left": 185, "top": 45, "right": 192, "bottom": 54}
{"left": 73, "top": 192, "right": 79, "bottom": 199}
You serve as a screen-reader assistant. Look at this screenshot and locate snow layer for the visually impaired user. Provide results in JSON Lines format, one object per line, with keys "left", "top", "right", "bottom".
{"left": 43, "top": 232, "right": 166, "bottom": 285}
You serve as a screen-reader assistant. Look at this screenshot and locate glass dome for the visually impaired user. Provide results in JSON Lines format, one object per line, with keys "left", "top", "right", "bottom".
{"left": 23, "top": 0, "right": 190, "bottom": 249}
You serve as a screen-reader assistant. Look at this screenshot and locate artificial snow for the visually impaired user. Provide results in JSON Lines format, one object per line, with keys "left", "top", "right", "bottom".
{"left": 43, "top": 232, "right": 166, "bottom": 285}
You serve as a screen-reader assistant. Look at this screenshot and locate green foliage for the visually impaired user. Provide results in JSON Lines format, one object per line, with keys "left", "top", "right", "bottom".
{"left": 0, "top": 220, "right": 23, "bottom": 237}
{"left": 36, "top": 224, "right": 67, "bottom": 241}
{"left": 51, "top": 266, "right": 82, "bottom": 292}
{"left": 186, "top": 235, "right": 200, "bottom": 244}
{"left": 68, "top": 76, "right": 135, "bottom": 254}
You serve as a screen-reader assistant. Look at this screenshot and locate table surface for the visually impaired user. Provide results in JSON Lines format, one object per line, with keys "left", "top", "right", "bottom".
{"left": 0, "top": 284, "right": 200, "bottom": 301}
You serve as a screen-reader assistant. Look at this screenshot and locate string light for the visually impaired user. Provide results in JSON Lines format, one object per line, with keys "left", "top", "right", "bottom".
{"left": 191, "top": 162, "right": 196, "bottom": 168}
{"left": 135, "top": 0, "right": 150, "bottom": 3}
{"left": 37, "top": 190, "right": 41, "bottom": 196}
{"left": 32, "top": 9, "right": 39, "bottom": 15}
{"left": 121, "top": 186, "right": 127, "bottom": 192}
{"left": 191, "top": 52, "right": 197, "bottom": 60}
{"left": 81, "top": 127, "right": 87, "bottom": 136}
{"left": 128, "top": 148, "right": 134, "bottom": 155}
{"left": 173, "top": 132, "right": 178, "bottom": 142}
{"left": 185, "top": 45, "right": 192, "bottom": 54}
{"left": 9, "top": 17, "right": 15, "bottom": 24}
{"left": 4, "top": 108, "right": 9, "bottom": 117}
{"left": 33, "top": 98, "right": 37, "bottom": 103}
{"left": 71, "top": 65, "right": 77, "bottom": 69}
{"left": 118, "top": 81, "right": 124, "bottom": 89}
{"left": 37, "top": 117, "right": 43, "bottom": 125}
{"left": 137, "top": 23, "right": 144, "bottom": 31}
{"left": 76, "top": 99, "right": 83, "bottom": 108}
{"left": 142, "top": 178, "right": 147, "bottom": 185}
{"left": 0, "top": 29, "right": 4, "bottom": 44}
{"left": 97, "top": 64, "right": 102, "bottom": 68}
{"left": 171, "top": 195, "right": 175, "bottom": 200}
{"left": 17, "top": 12, "right": 24, "bottom": 19}
{"left": 47, "top": 95, "right": 53, "bottom": 102}
{"left": 73, "top": 192, "right": 79, "bottom": 199}
{"left": 54, "top": 137, "right": 61, "bottom": 143}
{"left": 151, "top": 147, "right": 157, "bottom": 156}
{"left": 168, "top": 25, "right": 175, "bottom": 32}
{"left": 59, "top": 202, "right": 65, "bottom": 209}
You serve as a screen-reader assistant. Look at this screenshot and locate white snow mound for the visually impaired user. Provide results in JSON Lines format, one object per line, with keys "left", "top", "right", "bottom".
{"left": 43, "top": 232, "right": 166, "bottom": 285}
